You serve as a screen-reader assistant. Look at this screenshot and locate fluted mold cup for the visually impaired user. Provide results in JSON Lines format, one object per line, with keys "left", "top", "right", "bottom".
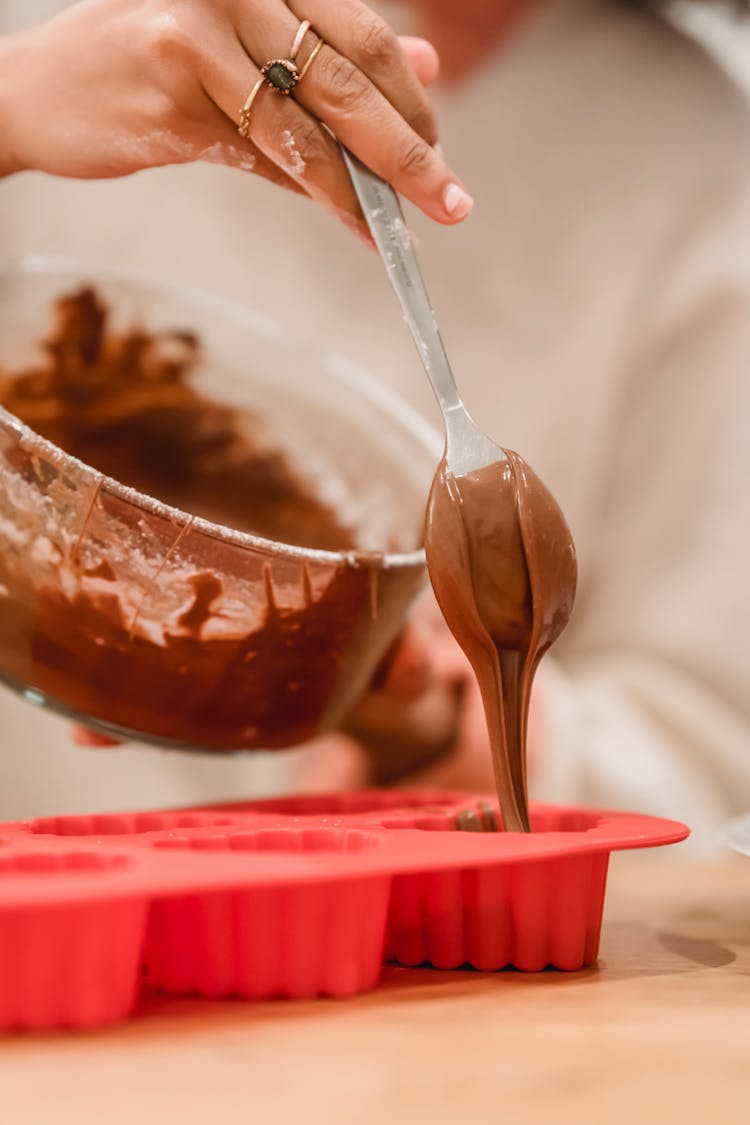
{"left": 0, "top": 260, "right": 439, "bottom": 751}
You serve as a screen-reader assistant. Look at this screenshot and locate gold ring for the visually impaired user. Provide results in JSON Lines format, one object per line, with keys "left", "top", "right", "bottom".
{"left": 238, "top": 76, "right": 265, "bottom": 139}
{"left": 237, "top": 23, "right": 324, "bottom": 140}
{"left": 289, "top": 19, "right": 311, "bottom": 61}
{"left": 298, "top": 36, "right": 324, "bottom": 82}
{"left": 258, "top": 19, "right": 317, "bottom": 96}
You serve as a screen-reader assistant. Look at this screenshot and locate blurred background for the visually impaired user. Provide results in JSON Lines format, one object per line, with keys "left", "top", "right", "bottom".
{"left": 1, "top": 0, "right": 749, "bottom": 847}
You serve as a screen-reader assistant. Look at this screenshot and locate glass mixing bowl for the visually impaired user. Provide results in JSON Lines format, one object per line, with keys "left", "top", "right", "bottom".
{"left": 0, "top": 258, "right": 439, "bottom": 752}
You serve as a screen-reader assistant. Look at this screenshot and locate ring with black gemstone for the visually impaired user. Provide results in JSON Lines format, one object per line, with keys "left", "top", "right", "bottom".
{"left": 260, "top": 18, "right": 313, "bottom": 95}
{"left": 238, "top": 21, "right": 324, "bottom": 139}
{"left": 260, "top": 57, "right": 300, "bottom": 94}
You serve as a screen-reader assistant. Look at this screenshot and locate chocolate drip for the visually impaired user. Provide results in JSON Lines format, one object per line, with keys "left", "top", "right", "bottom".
{"left": 425, "top": 450, "right": 577, "bottom": 831}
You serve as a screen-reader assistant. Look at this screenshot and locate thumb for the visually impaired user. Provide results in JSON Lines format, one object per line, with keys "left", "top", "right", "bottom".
{"left": 295, "top": 733, "right": 371, "bottom": 792}
{"left": 398, "top": 35, "right": 441, "bottom": 86}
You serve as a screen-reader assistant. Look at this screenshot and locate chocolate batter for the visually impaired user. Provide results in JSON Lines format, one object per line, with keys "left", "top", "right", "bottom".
{"left": 425, "top": 451, "right": 577, "bottom": 831}
{"left": 0, "top": 289, "right": 423, "bottom": 749}
{"left": 0, "top": 288, "right": 356, "bottom": 551}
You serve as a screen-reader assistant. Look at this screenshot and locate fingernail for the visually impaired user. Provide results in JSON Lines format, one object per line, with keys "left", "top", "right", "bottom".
{"left": 71, "top": 727, "right": 121, "bottom": 748}
{"left": 443, "top": 183, "right": 473, "bottom": 220}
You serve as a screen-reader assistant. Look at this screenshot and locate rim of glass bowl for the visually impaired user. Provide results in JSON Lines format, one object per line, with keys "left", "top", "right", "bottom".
{"left": 0, "top": 255, "right": 441, "bottom": 570}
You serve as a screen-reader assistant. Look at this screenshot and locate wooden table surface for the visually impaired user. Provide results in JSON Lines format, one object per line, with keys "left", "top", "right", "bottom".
{"left": 0, "top": 855, "right": 747, "bottom": 1125}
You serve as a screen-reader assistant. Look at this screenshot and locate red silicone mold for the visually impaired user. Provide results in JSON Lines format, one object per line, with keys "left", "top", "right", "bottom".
{"left": 380, "top": 806, "right": 612, "bottom": 971}
{"left": 0, "top": 849, "right": 149, "bottom": 1030}
{"left": 0, "top": 793, "right": 689, "bottom": 1031}
{"left": 145, "top": 828, "right": 391, "bottom": 1000}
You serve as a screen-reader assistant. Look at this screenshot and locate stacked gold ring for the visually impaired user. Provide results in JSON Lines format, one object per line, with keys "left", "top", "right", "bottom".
{"left": 238, "top": 20, "right": 325, "bottom": 140}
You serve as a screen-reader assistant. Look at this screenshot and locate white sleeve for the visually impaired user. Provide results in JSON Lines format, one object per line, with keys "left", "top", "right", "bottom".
{"left": 531, "top": 175, "right": 750, "bottom": 850}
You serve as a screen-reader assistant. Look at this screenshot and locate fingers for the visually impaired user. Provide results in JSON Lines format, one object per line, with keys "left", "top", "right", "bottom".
{"left": 398, "top": 37, "right": 440, "bottom": 87}
{"left": 287, "top": 0, "right": 438, "bottom": 144}
{"left": 366, "top": 608, "right": 471, "bottom": 706}
{"left": 196, "top": 29, "right": 367, "bottom": 234}
{"left": 395, "top": 677, "right": 495, "bottom": 790}
{"left": 195, "top": 102, "right": 310, "bottom": 199}
{"left": 295, "top": 734, "right": 371, "bottom": 792}
{"left": 293, "top": 38, "right": 472, "bottom": 224}
{"left": 227, "top": 1, "right": 473, "bottom": 224}
{"left": 369, "top": 622, "right": 432, "bottom": 701}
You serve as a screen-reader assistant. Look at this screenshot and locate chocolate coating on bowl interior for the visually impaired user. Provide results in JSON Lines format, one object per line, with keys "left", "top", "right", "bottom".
{"left": 0, "top": 289, "right": 423, "bottom": 749}
{"left": 425, "top": 451, "right": 577, "bottom": 831}
{"left": 0, "top": 288, "right": 357, "bottom": 551}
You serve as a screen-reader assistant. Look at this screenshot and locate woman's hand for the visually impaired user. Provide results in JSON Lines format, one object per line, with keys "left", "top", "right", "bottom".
{"left": 0, "top": 0, "right": 473, "bottom": 235}
{"left": 298, "top": 596, "right": 542, "bottom": 793}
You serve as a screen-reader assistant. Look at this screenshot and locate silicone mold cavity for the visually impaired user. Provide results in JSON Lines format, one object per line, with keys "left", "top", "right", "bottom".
{"left": 212, "top": 790, "right": 467, "bottom": 819}
{"left": 530, "top": 807, "right": 602, "bottom": 832}
{"left": 376, "top": 803, "right": 606, "bottom": 968}
{"left": 0, "top": 850, "right": 131, "bottom": 873}
{"left": 385, "top": 852, "right": 609, "bottom": 972}
{"left": 0, "top": 850, "right": 146, "bottom": 1031}
{"left": 145, "top": 829, "right": 390, "bottom": 1000}
{"left": 25, "top": 810, "right": 247, "bottom": 837}
{"left": 379, "top": 805, "right": 601, "bottom": 833}
{"left": 152, "top": 827, "right": 382, "bottom": 853}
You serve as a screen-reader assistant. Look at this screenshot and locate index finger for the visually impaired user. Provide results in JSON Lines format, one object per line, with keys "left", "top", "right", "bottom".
{"left": 295, "top": 41, "right": 473, "bottom": 223}
{"left": 288, "top": 0, "right": 439, "bottom": 145}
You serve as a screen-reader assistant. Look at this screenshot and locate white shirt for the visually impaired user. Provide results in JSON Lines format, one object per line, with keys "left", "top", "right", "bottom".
{"left": 1, "top": 0, "right": 749, "bottom": 849}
